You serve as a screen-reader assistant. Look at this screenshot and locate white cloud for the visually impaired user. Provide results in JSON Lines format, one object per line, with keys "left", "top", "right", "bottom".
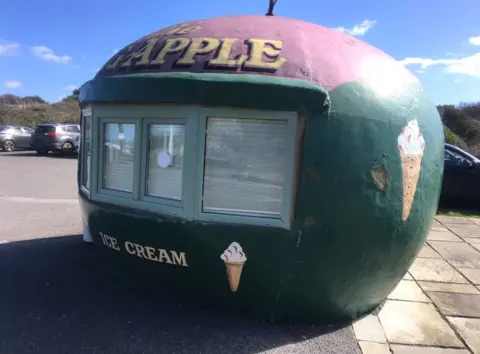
{"left": 0, "top": 40, "right": 20, "bottom": 56}
{"left": 31, "top": 46, "right": 72, "bottom": 63}
{"left": 469, "top": 36, "right": 480, "bottom": 46}
{"left": 65, "top": 85, "right": 78, "bottom": 91}
{"left": 399, "top": 52, "right": 480, "bottom": 76}
{"left": 334, "top": 20, "right": 377, "bottom": 37}
{"left": 4, "top": 80, "right": 22, "bottom": 89}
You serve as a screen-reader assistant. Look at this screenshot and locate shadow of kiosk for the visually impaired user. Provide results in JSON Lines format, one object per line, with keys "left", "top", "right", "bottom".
{"left": 77, "top": 14, "right": 444, "bottom": 324}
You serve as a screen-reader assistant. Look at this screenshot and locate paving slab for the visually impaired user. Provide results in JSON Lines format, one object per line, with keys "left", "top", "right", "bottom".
{"left": 418, "top": 244, "right": 442, "bottom": 258}
{"left": 428, "top": 230, "right": 464, "bottom": 242}
{"left": 447, "top": 317, "right": 480, "bottom": 354}
{"left": 352, "top": 315, "right": 387, "bottom": 343}
{"left": 470, "top": 243, "right": 480, "bottom": 252}
{"left": 436, "top": 216, "right": 475, "bottom": 225}
{"left": 358, "top": 341, "right": 391, "bottom": 354}
{"left": 427, "top": 292, "right": 480, "bottom": 317}
{"left": 403, "top": 272, "right": 413, "bottom": 280}
{"left": 457, "top": 268, "right": 480, "bottom": 285}
{"left": 448, "top": 259, "right": 480, "bottom": 269}
{"left": 432, "top": 219, "right": 443, "bottom": 227}
{"left": 378, "top": 300, "right": 463, "bottom": 347}
{"left": 428, "top": 241, "right": 480, "bottom": 261}
{"left": 409, "top": 258, "right": 468, "bottom": 284}
{"left": 431, "top": 226, "right": 452, "bottom": 233}
{"left": 469, "top": 218, "right": 480, "bottom": 226}
{"left": 464, "top": 238, "right": 480, "bottom": 244}
{"left": 447, "top": 225, "right": 480, "bottom": 238}
{"left": 418, "top": 281, "right": 480, "bottom": 295}
{"left": 390, "top": 345, "right": 469, "bottom": 354}
{"left": 388, "top": 280, "right": 431, "bottom": 302}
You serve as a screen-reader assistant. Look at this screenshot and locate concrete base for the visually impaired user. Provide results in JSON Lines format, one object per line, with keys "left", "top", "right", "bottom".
{"left": 82, "top": 223, "right": 93, "bottom": 243}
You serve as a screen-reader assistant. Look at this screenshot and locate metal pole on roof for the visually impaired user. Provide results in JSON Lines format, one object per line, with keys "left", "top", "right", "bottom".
{"left": 265, "top": 0, "right": 277, "bottom": 16}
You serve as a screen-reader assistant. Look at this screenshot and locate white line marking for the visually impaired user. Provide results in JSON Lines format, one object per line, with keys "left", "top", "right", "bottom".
{"left": 0, "top": 196, "right": 79, "bottom": 204}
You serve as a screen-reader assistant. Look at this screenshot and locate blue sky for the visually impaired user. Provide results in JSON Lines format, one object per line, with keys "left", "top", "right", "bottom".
{"left": 1, "top": 0, "right": 479, "bottom": 105}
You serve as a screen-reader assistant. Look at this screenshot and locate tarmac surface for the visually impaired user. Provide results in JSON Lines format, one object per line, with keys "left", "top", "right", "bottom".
{"left": 0, "top": 150, "right": 360, "bottom": 354}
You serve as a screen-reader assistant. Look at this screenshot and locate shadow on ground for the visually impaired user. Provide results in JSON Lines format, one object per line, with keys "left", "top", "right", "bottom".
{"left": 0, "top": 235, "right": 359, "bottom": 354}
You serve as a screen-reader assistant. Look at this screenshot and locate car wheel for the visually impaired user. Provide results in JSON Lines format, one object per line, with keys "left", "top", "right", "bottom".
{"left": 61, "top": 141, "right": 74, "bottom": 154}
{"left": 3, "top": 140, "right": 15, "bottom": 152}
{"left": 36, "top": 150, "right": 48, "bottom": 155}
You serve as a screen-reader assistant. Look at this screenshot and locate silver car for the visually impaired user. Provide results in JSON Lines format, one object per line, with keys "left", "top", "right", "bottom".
{"left": 31, "top": 123, "right": 80, "bottom": 155}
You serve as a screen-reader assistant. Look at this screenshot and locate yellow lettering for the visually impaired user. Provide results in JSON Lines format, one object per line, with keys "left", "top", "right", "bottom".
{"left": 208, "top": 38, "right": 247, "bottom": 68}
{"left": 134, "top": 243, "right": 148, "bottom": 259}
{"left": 158, "top": 249, "right": 173, "bottom": 264}
{"left": 173, "top": 25, "right": 201, "bottom": 35}
{"left": 124, "top": 241, "right": 135, "bottom": 255}
{"left": 170, "top": 251, "right": 188, "bottom": 267}
{"left": 104, "top": 45, "right": 134, "bottom": 70}
{"left": 121, "top": 38, "right": 158, "bottom": 67}
{"left": 151, "top": 38, "right": 191, "bottom": 65}
{"left": 177, "top": 37, "right": 220, "bottom": 65}
{"left": 145, "top": 246, "right": 158, "bottom": 261}
{"left": 244, "top": 39, "right": 286, "bottom": 70}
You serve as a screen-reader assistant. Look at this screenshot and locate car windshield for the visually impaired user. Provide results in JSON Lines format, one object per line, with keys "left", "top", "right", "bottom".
{"left": 0, "top": 126, "right": 11, "bottom": 133}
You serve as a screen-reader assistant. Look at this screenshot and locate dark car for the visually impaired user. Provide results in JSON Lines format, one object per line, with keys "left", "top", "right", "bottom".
{"left": 441, "top": 143, "right": 480, "bottom": 202}
{"left": 0, "top": 125, "right": 35, "bottom": 152}
{"left": 31, "top": 123, "right": 80, "bottom": 155}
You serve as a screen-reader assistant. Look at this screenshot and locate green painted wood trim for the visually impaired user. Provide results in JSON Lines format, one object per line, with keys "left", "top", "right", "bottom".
{"left": 79, "top": 72, "right": 330, "bottom": 114}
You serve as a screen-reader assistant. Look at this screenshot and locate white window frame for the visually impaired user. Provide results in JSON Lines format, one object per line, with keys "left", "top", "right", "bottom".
{"left": 87, "top": 104, "right": 298, "bottom": 229}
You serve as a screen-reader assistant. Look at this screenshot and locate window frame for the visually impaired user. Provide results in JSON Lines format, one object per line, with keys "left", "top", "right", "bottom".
{"left": 80, "top": 107, "right": 92, "bottom": 196}
{"left": 97, "top": 117, "right": 141, "bottom": 199}
{"left": 86, "top": 104, "right": 299, "bottom": 229}
{"left": 194, "top": 107, "right": 298, "bottom": 229}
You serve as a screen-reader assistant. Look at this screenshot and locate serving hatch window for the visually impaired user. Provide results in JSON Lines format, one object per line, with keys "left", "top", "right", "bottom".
{"left": 87, "top": 105, "right": 298, "bottom": 229}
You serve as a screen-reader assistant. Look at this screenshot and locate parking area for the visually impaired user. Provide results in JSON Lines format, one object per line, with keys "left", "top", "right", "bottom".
{"left": 0, "top": 151, "right": 360, "bottom": 354}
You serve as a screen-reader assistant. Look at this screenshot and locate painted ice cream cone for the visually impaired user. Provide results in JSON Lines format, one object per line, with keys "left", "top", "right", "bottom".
{"left": 220, "top": 242, "right": 247, "bottom": 292}
{"left": 397, "top": 120, "right": 425, "bottom": 221}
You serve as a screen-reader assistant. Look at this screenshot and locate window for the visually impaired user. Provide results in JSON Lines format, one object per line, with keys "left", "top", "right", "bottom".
{"left": 35, "top": 125, "right": 56, "bottom": 134}
{"left": 81, "top": 110, "right": 92, "bottom": 191}
{"left": 88, "top": 105, "right": 298, "bottom": 229}
{"left": 201, "top": 117, "right": 287, "bottom": 217}
{"left": 145, "top": 123, "right": 185, "bottom": 200}
{"left": 67, "top": 125, "right": 81, "bottom": 133}
{"left": 102, "top": 122, "right": 136, "bottom": 193}
{"left": 21, "top": 127, "right": 34, "bottom": 134}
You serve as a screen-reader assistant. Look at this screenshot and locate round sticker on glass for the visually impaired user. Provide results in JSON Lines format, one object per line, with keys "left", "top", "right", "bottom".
{"left": 157, "top": 152, "right": 171, "bottom": 168}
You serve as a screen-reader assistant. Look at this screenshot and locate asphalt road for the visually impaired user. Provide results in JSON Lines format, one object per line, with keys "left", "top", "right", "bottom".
{"left": 0, "top": 150, "right": 360, "bottom": 354}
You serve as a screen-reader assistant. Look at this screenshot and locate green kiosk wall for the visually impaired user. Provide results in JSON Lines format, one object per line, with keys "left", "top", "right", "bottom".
{"left": 78, "top": 15, "right": 444, "bottom": 324}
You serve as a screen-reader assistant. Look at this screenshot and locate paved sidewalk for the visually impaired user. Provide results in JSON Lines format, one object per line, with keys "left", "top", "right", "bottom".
{"left": 353, "top": 216, "right": 480, "bottom": 354}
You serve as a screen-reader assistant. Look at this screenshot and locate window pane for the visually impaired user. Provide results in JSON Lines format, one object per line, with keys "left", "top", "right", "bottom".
{"left": 202, "top": 117, "right": 288, "bottom": 217}
{"left": 82, "top": 116, "right": 92, "bottom": 188}
{"left": 103, "top": 123, "right": 135, "bottom": 193}
{"left": 146, "top": 124, "right": 185, "bottom": 200}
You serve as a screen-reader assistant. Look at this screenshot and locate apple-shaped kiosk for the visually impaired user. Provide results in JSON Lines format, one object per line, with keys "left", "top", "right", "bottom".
{"left": 78, "top": 15, "right": 444, "bottom": 324}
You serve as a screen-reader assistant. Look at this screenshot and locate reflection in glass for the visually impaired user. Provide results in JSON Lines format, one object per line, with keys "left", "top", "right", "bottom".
{"left": 82, "top": 115, "right": 92, "bottom": 188}
{"left": 202, "top": 117, "right": 287, "bottom": 217}
{"left": 103, "top": 123, "right": 135, "bottom": 192}
{"left": 146, "top": 124, "right": 185, "bottom": 200}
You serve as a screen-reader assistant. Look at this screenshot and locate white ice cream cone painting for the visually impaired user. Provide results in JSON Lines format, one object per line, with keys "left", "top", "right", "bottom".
{"left": 397, "top": 119, "right": 425, "bottom": 221}
{"left": 220, "top": 242, "right": 247, "bottom": 292}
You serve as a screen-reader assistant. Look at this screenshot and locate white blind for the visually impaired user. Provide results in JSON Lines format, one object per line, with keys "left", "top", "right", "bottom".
{"left": 202, "top": 117, "right": 287, "bottom": 217}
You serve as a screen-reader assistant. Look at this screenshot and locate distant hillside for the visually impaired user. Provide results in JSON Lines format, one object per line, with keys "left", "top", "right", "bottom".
{"left": 1, "top": 92, "right": 479, "bottom": 155}
{"left": 0, "top": 91, "right": 79, "bottom": 128}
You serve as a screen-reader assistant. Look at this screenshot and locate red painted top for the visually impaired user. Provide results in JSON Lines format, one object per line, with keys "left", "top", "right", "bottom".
{"left": 97, "top": 15, "right": 417, "bottom": 91}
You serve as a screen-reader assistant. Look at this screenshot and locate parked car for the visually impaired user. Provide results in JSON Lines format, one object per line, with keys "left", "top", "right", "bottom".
{"left": 31, "top": 123, "right": 81, "bottom": 155}
{"left": 0, "top": 125, "right": 35, "bottom": 152}
{"left": 441, "top": 143, "right": 480, "bottom": 202}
